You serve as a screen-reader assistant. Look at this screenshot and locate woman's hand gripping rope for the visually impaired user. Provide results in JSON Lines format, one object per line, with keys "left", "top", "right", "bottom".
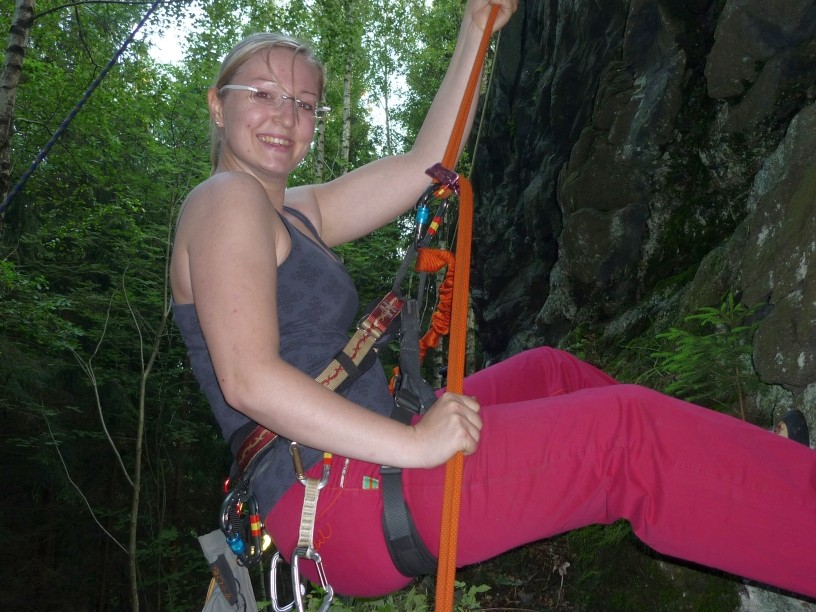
{"left": 411, "top": 393, "right": 482, "bottom": 468}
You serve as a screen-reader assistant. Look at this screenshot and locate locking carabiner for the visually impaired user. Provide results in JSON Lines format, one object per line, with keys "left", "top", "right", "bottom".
{"left": 413, "top": 163, "right": 460, "bottom": 248}
{"left": 219, "top": 483, "right": 268, "bottom": 566}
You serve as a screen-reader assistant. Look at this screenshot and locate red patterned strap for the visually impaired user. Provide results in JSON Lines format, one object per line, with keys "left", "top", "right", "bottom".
{"left": 235, "top": 291, "right": 405, "bottom": 474}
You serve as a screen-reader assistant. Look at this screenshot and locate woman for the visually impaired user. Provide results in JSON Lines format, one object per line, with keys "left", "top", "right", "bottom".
{"left": 171, "top": 0, "right": 816, "bottom": 600}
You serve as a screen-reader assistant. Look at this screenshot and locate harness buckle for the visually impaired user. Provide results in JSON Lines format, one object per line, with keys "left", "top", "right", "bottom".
{"left": 292, "top": 546, "right": 334, "bottom": 612}
{"left": 357, "top": 291, "right": 404, "bottom": 338}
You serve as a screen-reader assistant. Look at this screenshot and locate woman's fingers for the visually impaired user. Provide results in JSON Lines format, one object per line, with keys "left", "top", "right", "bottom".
{"left": 467, "top": 0, "right": 519, "bottom": 33}
{"left": 440, "top": 392, "right": 482, "bottom": 454}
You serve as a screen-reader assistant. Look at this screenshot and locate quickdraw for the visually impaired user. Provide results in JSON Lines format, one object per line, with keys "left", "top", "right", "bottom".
{"left": 270, "top": 444, "right": 334, "bottom": 612}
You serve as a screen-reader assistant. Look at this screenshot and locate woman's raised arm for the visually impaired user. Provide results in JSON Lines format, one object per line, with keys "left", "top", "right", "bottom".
{"left": 286, "top": 0, "right": 518, "bottom": 247}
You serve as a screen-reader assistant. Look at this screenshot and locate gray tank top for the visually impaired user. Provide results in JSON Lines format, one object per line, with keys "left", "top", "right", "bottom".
{"left": 172, "top": 207, "right": 394, "bottom": 513}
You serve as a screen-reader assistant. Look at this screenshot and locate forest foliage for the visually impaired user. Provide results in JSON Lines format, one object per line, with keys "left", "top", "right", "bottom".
{"left": 0, "top": 0, "right": 465, "bottom": 609}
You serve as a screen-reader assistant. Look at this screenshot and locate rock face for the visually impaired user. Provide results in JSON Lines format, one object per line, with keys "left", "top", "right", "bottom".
{"left": 471, "top": 0, "right": 816, "bottom": 432}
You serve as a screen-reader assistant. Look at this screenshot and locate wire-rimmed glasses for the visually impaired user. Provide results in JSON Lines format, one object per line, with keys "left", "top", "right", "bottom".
{"left": 219, "top": 84, "right": 331, "bottom": 119}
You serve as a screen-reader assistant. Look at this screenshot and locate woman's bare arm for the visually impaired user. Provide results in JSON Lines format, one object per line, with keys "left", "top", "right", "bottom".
{"left": 285, "top": 0, "right": 518, "bottom": 247}
{"left": 175, "top": 172, "right": 481, "bottom": 468}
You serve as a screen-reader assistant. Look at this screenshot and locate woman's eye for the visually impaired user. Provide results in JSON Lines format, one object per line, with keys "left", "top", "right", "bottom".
{"left": 298, "top": 101, "right": 315, "bottom": 112}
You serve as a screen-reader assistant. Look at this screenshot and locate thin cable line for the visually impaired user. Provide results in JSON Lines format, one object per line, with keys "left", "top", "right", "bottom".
{"left": 0, "top": 0, "right": 165, "bottom": 216}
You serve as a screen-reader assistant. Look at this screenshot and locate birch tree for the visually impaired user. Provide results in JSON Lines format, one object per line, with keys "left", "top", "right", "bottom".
{"left": 0, "top": 0, "right": 35, "bottom": 223}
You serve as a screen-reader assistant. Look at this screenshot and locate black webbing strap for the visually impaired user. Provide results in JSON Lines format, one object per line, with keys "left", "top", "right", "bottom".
{"left": 381, "top": 302, "right": 439, "bottom": 577}
{"left": 380, "top": 466, "right": 438, "bottom": 577}
{"left": 392, "top": 299, "right": 438, "bottom": 420}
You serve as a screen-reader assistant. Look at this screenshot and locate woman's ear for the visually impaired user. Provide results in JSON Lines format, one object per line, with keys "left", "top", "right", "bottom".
{"left": 208, "top": 87, "right": 224, "bottom": 127}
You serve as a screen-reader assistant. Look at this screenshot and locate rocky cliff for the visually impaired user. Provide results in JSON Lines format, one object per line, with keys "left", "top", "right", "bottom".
{"left": 469, "top": 1, "right": 815, "bottom": 603}
{"left": 471, "top": 0, "right": 816, "bottom": 436}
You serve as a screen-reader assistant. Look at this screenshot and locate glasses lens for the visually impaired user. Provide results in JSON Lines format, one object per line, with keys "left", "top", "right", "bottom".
{"left": 249, "top": 88, "right": 284, "bottom": 108}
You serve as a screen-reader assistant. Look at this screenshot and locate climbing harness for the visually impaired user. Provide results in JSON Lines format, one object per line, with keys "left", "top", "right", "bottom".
{"left": 215, "top": 184, "right": 470, "bottom": 605}
{"left": 217, "top": 163, "right": 461, "bottom": 610}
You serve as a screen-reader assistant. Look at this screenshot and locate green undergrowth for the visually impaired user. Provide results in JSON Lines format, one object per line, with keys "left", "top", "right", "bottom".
{"left": 260, "top": 578, "right": 490, "bottom": 611}
{"left": 564, "top": 522, "right": 740, "bottom": 611}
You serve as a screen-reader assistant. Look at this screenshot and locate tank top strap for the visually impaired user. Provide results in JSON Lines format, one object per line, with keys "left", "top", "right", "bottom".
{"left": 281, "top": 205, "right": 340, "bottom": 263}
{"left": 283, "top": 206, "right": 319, "bottom": 238}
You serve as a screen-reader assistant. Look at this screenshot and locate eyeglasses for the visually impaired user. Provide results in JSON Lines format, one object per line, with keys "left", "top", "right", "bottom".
{"left": 219, "top": 84, "right": 331, "bottom": 119}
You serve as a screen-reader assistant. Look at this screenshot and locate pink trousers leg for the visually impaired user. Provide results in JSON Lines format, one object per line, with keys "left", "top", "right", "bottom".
{"left": 406, "top": 349, "right": 816, "bottom": 598}
{"left": 454, "top": 345, "right": 619, "bottom": 401}
{"left": 267, "top": 348, "right": 816, "bottom": 598}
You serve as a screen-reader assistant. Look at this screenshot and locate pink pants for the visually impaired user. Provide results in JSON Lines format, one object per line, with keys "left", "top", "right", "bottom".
{"left": 266, "top": 348, "right": 816, "bottom": 598}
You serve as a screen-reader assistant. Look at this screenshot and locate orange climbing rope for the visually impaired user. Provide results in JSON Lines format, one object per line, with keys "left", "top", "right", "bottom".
{"left": 434, "top": 7, "right": 500, "bottom": 612}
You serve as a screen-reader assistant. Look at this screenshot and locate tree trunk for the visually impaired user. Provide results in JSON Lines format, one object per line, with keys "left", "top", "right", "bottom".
{"left": 341, "top": 53, "right": 352, "bottom": 173}
{"left": 315, "top": 101, "right": 326, "bottom": 182}
{"left": 382, "top": 68, "right": 393, "bottom": 156}
{"left": 128, "top": 222, "right": 173, "bottom": 612}
{"left": 0, "top": 0, "right": 35, "bottom": 222}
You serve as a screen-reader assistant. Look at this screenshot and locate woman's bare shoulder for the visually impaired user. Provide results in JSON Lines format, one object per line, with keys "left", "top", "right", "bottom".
{"left": 282, "top": 184, "right": 322, "bottom": 234}
{"left": 178, "top": 172, "right": 279, "bottom": 229}
{"left": 190, "top": 171, "right": 268, "bottom": 204}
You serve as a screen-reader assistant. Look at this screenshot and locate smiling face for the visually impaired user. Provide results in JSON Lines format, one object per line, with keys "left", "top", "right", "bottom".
{"left": 209, "top": 47, "right": 322, "bottom": 185}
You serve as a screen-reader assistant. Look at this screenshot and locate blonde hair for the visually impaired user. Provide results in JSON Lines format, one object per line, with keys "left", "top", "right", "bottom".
{"left": 209, "top": 33, "right": 326, "bottom": 174}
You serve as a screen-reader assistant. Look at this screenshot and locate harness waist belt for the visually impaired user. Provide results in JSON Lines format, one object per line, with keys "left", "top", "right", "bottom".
{"left": 236, "top": 427, "right": 279, "bottom": 475}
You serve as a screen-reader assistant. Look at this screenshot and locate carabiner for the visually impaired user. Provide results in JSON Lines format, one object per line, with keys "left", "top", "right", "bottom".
{"left": 413, "top": 164, "right": 459, "bottom": 248}
{"left": 292, "top": 546, "right": 334, "bottom": 612}
{"left": 290, "top": 442, "right": 331, "bottom": 489}
{"left": 219, "top": 484, "right": 268, "bottom": 565}
{"left": 269, "top": 551, "right": 295, "bottom": 612}
{"left": 219, "top": 488, "right": 248, "bottom": 557}
{"left": 413, "top": 184, "right": 438, "bottom": 247}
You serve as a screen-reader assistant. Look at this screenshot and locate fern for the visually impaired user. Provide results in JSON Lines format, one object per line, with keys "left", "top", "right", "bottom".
{"left": 651, "top": 294, "right": 761, "bottom": 419}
